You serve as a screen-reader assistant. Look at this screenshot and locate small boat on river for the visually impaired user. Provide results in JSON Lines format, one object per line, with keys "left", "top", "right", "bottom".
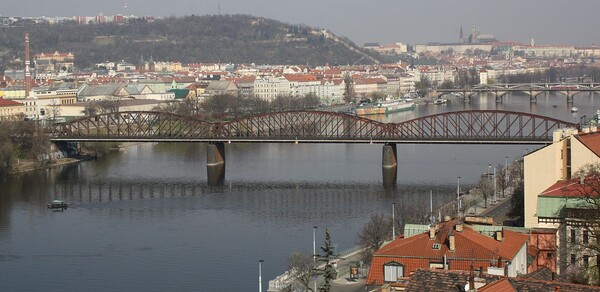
{"left": 47, "top": 200, "right": 68, "bottom": 209}
{"left": 571, "top": 107, "right": 578, "bottom": 113}
{"left": 433, "top": 98, "right": 447, "bottom": 105}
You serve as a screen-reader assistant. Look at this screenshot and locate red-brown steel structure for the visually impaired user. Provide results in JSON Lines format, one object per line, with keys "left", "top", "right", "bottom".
{"left": 49, "top": 110, "right": 578, "bottom": 144}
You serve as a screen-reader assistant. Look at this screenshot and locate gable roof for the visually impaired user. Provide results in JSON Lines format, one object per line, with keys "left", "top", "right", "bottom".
{"left": 406, "top": 268, "right": 600, "bottom": 292}
{"left": 374, "top": 220, "right": 528, "bottom": 261}
{"left": 405, "top": 269, "right": 501, "bottom": 292}
{"left": 0, "top": 98, "right": 23, "bottom": 107}
{"left": 478, "top": 278, "right": 516, "bottom": 292}
{"left": 574, "top": 132, "right": 600, "bottom": 158}
{"left": 540, "top": 178, "right": 598, "bottom": 198}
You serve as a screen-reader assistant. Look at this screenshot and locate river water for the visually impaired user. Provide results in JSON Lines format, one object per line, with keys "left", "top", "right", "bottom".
{"left": 0, "top": 93, "right": 597, "bottom": 291}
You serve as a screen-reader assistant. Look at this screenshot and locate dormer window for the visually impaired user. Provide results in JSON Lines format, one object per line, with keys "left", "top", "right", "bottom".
{"left": 383, "top": 261, "right": 404, "bottom": 282}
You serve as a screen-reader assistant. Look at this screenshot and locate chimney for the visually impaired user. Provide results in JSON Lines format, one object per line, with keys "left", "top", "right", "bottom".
{"left": 449, "top": 234, "right": 456, "bottom": 251}
{"left": 495, "top": 230, "right": 503, "bottom": 241}
{"left": 24, "top": 33, "right": 31, "bottom": 98}
{"left": 469, "top": 264, "right": 475, "bottom": 291}
{"left": 429, "top": 225, "right": 436, "bottom": 239}
{"left": 456, "top": 222, "right": 463, "bottom": 232}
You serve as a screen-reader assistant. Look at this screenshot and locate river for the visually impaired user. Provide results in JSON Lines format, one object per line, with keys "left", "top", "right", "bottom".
{"left": 0, "top": 92, "right": 596, "bottom": 291}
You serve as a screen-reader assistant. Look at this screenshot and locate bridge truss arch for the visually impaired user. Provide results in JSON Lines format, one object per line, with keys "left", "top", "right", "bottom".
{"left": 388, "top": 110, "right": 577, "bottom": 143}
{"left": 49, "top": 110, "right": 579, "bottom": 144}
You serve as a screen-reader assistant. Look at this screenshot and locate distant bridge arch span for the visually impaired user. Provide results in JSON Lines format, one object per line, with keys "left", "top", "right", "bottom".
{"left": 50, "top": 110, "right": 578, "bottom": 144}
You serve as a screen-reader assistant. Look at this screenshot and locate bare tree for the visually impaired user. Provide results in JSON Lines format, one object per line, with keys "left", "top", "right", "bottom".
{"left": 569, "top": 163, "right": 600, "bottom": 285}
{"left": 288, "top": 249, "right": 315, "bottom": 292}
{"left": 477, "top": 175, "right": 493, "bottom": 209}
{"left": 357, "top": 213, "right": 392, "bottom": 263}
{"left": 343, "top": 74, "right": 355, "bottom": 103}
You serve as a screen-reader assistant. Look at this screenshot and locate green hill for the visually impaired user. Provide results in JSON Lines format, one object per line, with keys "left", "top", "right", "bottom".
{"left": 0, "top": 14, "right": 386, "bottom": 71}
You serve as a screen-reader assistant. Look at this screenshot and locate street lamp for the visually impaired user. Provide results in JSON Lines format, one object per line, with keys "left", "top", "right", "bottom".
{"left": 313, "top": 226, "right": 318, "bottom": 292}
{"left": 392, "top": 203, "right": 396, "bottom": 239}
{"left": 493, "top": 167, "right": 497, "bottom": 203}
{"left": 505, "top": 156, "right": 509, "bottom": 197}
{"left": 457, "top": 176, "right": 461, "bottom": 217}
{"left": 258, "top": 259, "right": 264, "bottom": 292}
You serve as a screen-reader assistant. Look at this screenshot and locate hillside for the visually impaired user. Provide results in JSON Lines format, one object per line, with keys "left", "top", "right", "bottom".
{"left": 0, "top": 14, "right": 386, "bottom": 70}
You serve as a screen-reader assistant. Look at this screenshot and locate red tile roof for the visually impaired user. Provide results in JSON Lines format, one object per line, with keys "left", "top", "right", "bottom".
{"left": 479, "top": 278, "right": 516, "bottom": 292}
{"left": 0, "top": 98, "right": 23, "bottom": 107}
{"left": 283, "top": 74, "right": 318, "bottom": 82}
{"left": 354, "top": 78, "right": 386, "bottom": 85}
{"left": 367, "top": 220, "right": 529, "bottom": 285}
{"left": 575, "top": 132, "right": 600, "bottom": 158}
{"left": 238, "top": 75, "right": 257, "bottom": 84}
{"left": 539, "top": 179, "right": 598, "bottom": 198}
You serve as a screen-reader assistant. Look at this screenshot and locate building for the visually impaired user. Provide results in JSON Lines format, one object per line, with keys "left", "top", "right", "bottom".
{"left": 0, "top": 97, "right": 25, "bottom": 120}
{"left": 405, "top": 268, "right": 600, "bottom": 292}
{"left": 366, "top": 219, "right": 529, "bottom": 286}
{"left": 34, "top": 51, "right": 75, "bottom": 73}
{"left": 535, "top": 178, "right": 599, "bottom": 280}
{"left": 524, "top": 129, "right": 600, "bottom": 229}
{"left": 204, "top": 80, "right": 238, "bottom": 96}
{"left": 524, "top": 128, "right": 600, "bottom": 275}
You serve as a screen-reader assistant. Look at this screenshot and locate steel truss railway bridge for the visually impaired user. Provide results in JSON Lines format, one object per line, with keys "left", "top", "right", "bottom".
{"left": 49, "top": 110, "right": 579, "bottom": 185}
{"left": 436, "top": 82, "right": 600, "bottom": 103}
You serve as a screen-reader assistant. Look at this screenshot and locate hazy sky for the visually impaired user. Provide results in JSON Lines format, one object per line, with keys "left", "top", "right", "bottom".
{"left": 3, "top": 0, "right": 600, "bottom": 47}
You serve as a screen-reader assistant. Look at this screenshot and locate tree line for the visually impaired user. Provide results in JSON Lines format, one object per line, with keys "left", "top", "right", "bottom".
{"left": 0, "top": 118, "right": 50, "bottom": 176}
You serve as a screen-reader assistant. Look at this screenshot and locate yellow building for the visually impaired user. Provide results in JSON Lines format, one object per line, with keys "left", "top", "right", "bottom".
{"left": 524, "top": 128, "right": 600, "bottom": 228}
{"left": 0, "top": 97, "right": 25, "bottom": 120}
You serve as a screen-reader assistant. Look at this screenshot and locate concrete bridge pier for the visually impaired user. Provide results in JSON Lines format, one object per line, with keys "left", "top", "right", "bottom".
{"left": 382, "top": 143, "right": 398, "bottom": 187}
{"left": 207, "top": 142, "right": 225, "bottom": 186}
{"left": 495, "top": 94, "right": 503, "bottom": 103}
{"left": 529, "top": 95, "right": 537, "bottom": 103}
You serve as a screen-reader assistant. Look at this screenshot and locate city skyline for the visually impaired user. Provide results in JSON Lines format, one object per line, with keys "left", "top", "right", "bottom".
{"left": 2, "top": 0, "right": 600, "bottom": 47}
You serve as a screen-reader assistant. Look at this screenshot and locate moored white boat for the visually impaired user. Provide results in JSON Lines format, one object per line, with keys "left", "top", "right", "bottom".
{"left": 355, "top": 100, "right": 415, "bottom": 115}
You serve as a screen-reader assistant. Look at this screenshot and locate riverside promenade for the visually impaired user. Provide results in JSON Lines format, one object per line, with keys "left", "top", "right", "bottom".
{"left": 267, "top": 188, "right": 515, "bottom": 292}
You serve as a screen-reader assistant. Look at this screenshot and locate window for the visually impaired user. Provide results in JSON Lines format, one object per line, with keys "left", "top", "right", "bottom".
{"left": 547, "top": 253, "right": 553, "bottom": 259}
{"left": 583, "top": 230, "right": 589, "bottom": 244}
{"left": 584, "top": 256, "right": 589, "bottom": 267}
{"left": 571, "top": 254, "right": 576, "bottom": 265}
{"left": 384, "top": 262, "right": 404, "bottom": 282}
{"left": 571, "top": 229, "right": 577, "bottom": 244}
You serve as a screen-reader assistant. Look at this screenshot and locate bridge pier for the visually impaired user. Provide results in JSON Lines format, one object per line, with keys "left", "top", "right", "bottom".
{"left": 382, "top": 143, "right": 397, "bottom": 187}
{"left": 207, "top": 142, "right": 225, "bottom": 186}
{"left": 530, "top": 95, "right": 537, "bottom": 103}
{"left": 495, "top": 94, "right": 503, "bottom": 103}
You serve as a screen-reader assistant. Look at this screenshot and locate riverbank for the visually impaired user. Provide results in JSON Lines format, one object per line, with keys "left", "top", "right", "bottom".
{"left": 8, "top": 154, "right": 97, "bottom": 175}
{"left": 5, "top": 141, "right": 145, "bottom": 176}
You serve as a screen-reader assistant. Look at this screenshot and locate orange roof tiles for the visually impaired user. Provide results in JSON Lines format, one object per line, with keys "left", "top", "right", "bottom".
{"left": 0, "top": 98, "right": 23, "bottom": 107}
{"left": 367, "top": 220, "right": 529, "bottom": 285}
{"left": 283, "top": 74, "right": 318, "bottom": 82}
{"left": 540, "top": 179, "right": 598, "bottom": 198}
{"left": 479, "top": 278, "right": 516, "bottom": 292}
{"left": 575, "top": 132, "right": 600, "bottom": 158}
